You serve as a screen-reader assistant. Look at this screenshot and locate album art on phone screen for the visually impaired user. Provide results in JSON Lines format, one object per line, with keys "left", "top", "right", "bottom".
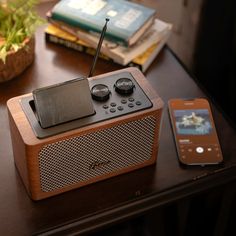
{"left": 173, "top": 109, "right": 213, "bottom": 135}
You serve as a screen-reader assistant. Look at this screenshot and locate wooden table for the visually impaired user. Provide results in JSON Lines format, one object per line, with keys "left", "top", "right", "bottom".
{"left": 0, "top": 1, "right": 235, "bottom": 235}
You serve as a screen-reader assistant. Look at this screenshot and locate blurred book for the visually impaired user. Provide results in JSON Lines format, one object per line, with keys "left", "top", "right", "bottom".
{"left": 50, "top": 0, "right": 156, "bottom": 47}
{"left": 47, "top": 13, "right": 172, "bottom": 65}
{"left": 45, "top": 22, "right": 172, "bottom": 72}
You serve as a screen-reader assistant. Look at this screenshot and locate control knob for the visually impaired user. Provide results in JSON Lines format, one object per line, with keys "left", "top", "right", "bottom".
{"left": 114, "top": 78, "right": 135, "bottom": 95}
{"left": 91, "top": 84, "right": 110, "bottom": 101}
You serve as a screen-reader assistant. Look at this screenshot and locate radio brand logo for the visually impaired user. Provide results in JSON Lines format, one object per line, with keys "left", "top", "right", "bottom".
{"left": 89, "top": 160, "right": 111, "bottom": 170}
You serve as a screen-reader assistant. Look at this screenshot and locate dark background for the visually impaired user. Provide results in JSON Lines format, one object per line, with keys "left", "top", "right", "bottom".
{"left": 193, "top": 0, "right": 236, "bottom": 126}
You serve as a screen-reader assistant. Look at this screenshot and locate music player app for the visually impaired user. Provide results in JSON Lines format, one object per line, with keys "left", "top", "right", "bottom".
{"left": 168, "top": 98, "right": 223, "bottom": 165}
{"left": 174, "top": 109, "right": 213, "bottom": 135}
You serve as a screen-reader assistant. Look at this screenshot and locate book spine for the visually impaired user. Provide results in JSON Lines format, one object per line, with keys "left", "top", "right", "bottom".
{"left": 45, "top": 33, "right": 85, "bottom": 53}
{"left": 44, "top": 32, "right": 143, "bottom": 72}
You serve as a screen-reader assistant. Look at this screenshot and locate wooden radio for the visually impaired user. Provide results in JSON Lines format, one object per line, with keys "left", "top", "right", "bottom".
{"left": 7, "top": 67, "right": 164, "bottom": 200}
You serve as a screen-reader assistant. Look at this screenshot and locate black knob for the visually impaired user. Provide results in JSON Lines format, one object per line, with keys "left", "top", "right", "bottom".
{"left": 91, "top": 84, "right": 110, "bottom": 101}
{"left": 114, "top": 78, "right": 135, "bottom": 95}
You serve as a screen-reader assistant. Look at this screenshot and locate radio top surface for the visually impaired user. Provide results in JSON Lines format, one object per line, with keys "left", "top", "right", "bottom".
{"left": 20, "top": 70, "right": 154, "bottom": 139}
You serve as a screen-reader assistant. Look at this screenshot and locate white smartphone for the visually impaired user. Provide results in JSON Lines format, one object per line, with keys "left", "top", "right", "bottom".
{"left": 168, "top": 98, "right": 223, "bottom": 166}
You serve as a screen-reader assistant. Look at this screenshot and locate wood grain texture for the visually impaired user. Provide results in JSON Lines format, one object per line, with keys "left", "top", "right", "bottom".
{"left": 7, "top": 67, "right": 163, "bottom": 200}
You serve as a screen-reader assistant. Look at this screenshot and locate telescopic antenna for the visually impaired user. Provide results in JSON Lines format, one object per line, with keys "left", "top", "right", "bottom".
{"left": 88, "top": 18, "right": 109, "bottom": 78}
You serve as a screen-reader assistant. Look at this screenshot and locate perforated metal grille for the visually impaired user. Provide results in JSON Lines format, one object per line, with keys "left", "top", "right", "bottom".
{"left": 39, "top": 115, "right": 158, "bottom": 192}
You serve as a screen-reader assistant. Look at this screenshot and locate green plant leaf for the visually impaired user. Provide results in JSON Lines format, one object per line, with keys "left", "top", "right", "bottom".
{"left": 0, "top": 0, "right": 45, "bottom": 63}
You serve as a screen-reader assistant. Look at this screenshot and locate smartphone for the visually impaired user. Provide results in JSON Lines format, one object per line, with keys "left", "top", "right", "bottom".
{"left": 168, "top": 98, "right": 223, "bottom": 166}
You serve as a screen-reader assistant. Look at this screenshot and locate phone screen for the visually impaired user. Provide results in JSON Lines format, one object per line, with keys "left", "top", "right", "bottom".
{"left": 168, "top": 98, "right": 223, "bottom": 165}
{"left": 174, "top": 109, "right": 213, "bottom": 135}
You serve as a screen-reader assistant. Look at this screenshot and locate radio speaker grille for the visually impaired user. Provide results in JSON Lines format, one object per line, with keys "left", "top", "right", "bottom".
{"left": 39, "top": 116, "right": 158, "bottom": 192}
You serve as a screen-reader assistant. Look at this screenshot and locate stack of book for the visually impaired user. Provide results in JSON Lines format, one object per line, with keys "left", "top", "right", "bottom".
{"left": 45, "top": 0, "right": 172, "bottom": 72}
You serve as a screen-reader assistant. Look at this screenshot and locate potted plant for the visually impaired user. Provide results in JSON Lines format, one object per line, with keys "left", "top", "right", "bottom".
{"left": 0, "top": 0, "right": 45, "bottom": 82}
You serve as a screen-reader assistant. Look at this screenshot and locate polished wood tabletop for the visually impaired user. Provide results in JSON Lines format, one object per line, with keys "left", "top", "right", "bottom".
{"left": 0, "top": 1, "right": 236, "bottom": 235}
